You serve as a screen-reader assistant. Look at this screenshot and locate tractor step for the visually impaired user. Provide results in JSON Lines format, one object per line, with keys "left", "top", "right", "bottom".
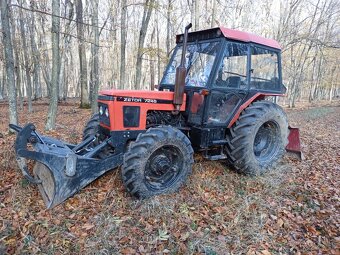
{"left": 204, "top": 154, "right": 228, "bottom": 160}
{"left": 212, "top": 139, "right": 228, "bottom": 145}
{"left": 203, "top": 145, "right": 228, "bottom": 161}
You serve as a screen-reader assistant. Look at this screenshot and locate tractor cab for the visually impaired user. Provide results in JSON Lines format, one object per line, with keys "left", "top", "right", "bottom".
{"left": 160, "top": 27, "right": 286, "bottom": 128}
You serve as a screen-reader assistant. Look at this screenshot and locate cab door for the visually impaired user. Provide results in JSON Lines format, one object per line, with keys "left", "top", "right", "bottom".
{"left": 204, "top": 42, "right": 249, "bottom": 126}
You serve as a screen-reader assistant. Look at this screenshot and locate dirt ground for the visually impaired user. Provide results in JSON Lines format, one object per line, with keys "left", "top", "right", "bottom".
{"left": 0, "top": 99, "right": 339, "bottom": 254}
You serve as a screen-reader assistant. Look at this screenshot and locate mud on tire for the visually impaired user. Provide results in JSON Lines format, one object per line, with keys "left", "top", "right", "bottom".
{"left": 225, "top": 100, "right": 288, "bottom": 175}
{"left": 122, "top": 126, "right": 194, "bottom": 199}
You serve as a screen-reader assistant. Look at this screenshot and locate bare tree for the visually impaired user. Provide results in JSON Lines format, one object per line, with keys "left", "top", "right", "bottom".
{"left": 59, "top": 0, "right": 74, "bottom": 101}
{"left": 0, "top": 0, "right": 337, "bottom": 109}
{"left": 166, "top": 0, "right": 173, "bottom": 57}
{"left": 76, "top": 0, "right": 89, "bottom": 108}
{"left": 90, "top": 0, "right": 99, "bottom": 113}
{"left": 29, "top": 1, "right": 41, "bottom": 100}
{"left": 45, "top": 0, "right": 60, "bottom": 130}
{"left": 10, "top": 12, "right": 23, "bottom": 110}
{"left": 135, "top": 0, "right": 154, "bottom": 89}
{"left": 211, "top": 0, "right": 217, "bottom": 27}
{"left": 192, "top": 0, "right": 199, "bottom": 30}
{"left": 19, "top": 0, "right": 33, "bottom": 112}
{"left": 120, "top": 0, "right": 127, "bottom": 89}
{"left": 1, "top": 0, "right": 18, "bottom": 127}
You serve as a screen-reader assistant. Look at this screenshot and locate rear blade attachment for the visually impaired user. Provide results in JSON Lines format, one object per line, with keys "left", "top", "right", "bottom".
{"left": 12, "top": 123, "right": 123, "bottom": 209}
{"left": 286, "top": 126, "right": 304, "bottom": 160}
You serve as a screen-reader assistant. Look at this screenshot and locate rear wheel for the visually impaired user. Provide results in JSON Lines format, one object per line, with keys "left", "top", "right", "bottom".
{"left": 225, "top": 100, "right": 288, "bottom": 175}
{"left": 122, "top": 126, "right": 194, "bottom": 199}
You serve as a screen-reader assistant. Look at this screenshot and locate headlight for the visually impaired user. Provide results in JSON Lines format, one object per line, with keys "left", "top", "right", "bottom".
{"left": 105, "top": 108, "right": 109, "bottom": 117}
{"left": 99, "top": 106, "right": 103, "bottom": 115}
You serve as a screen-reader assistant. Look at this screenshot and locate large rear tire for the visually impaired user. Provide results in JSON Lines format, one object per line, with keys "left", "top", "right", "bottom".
{"left": 225, "top": 100, "right": 288, "bottom": 175}
{"left": 122, "top": 126, "right": 194, "bottom": 199}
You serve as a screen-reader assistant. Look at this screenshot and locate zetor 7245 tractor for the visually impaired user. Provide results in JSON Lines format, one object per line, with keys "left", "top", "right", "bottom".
{"left": 11, "top": 24, "right": 301, "bottom": 208}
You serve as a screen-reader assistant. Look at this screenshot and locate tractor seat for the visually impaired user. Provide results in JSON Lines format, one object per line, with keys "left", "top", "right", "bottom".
{"left": 226, "top": 76, "right": 241, "bottom": 88}
{"left": 216, "top": 75, "right": 241, "bottom": 88}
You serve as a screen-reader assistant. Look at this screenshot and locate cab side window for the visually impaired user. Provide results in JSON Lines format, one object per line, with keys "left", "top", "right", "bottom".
{"left": 250, "top": 47, "right": 279, "bottom": 91}
{"left": 215, "top": 43, "right": 248, "bottom": 89}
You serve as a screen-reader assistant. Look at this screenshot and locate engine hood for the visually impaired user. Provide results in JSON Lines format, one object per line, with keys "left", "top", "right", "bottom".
{"left": 99, "top": 89, "right": 186, "bottom": 101}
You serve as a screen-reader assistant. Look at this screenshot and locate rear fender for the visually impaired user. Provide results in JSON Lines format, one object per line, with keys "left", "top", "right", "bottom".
{"left": 227, "top": 92, "right": 284, "bottom": 128}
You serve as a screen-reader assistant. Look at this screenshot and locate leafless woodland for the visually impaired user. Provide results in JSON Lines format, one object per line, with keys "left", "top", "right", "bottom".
{"left": 0, "top": 0, "right": 339, "bottom": 129}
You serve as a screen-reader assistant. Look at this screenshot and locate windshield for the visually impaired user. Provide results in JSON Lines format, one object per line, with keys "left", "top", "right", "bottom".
{"left": 161, "top": 41, "right": 220, "bottom": 87}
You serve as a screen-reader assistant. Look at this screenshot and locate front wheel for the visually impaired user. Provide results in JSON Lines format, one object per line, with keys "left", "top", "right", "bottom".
{"left": 122, "top": 126, "right": 194, "bottom": 199}
{"left": 225, "top": 100, "right": 288, "bottom": 175}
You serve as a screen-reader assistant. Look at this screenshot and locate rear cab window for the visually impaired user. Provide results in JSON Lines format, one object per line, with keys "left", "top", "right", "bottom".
{"left": 250, "top": 46, "right": 280, "bottom": 91}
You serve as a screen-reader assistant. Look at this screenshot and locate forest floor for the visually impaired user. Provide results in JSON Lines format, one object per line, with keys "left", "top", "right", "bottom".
{"left": 0, "top": 99, "right": 339, "bottom": 255}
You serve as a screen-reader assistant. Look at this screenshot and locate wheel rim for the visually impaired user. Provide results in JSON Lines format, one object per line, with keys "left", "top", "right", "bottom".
{"left": 253, "top": 121, "right": 280, "bottom": 162}
{"left": 145, "top": 145, "right": 184, "bottom": 191}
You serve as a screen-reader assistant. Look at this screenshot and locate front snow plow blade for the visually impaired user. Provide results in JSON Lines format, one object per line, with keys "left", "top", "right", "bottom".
{"left": 10, "top": 123, "right": 123, "bottom": 209}
{"left": 286, "top": 126, "right": 303, "bottom": 160}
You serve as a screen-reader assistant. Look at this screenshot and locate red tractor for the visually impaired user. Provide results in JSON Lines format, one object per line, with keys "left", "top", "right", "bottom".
{"left": 10, "top": 24, "right": 301, "bottom": 208}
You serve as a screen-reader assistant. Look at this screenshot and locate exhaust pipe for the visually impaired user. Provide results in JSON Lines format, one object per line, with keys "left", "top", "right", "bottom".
{"left": 173, "top": 23, "right": 192, "bottom": 112}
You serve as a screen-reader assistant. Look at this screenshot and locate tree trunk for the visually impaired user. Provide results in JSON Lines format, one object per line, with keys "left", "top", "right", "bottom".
{"left": 192, "top": 0, "right": 199, "bottom": 30}
{"left": 135, "top": 0, "right": 154, "bottom": 90}
{"left": 90, "top": 0, "right": 100, "bottom": 113}
{"left": 211, "top": 0, "right": 217, "bottom": 27}
{"left": 120, "top": 0, "right": 127, "bottom": 89}
{"left": 29, "top": 2, "right": 41, "bottom": 100}
{"left": 149, "top": 28, "right": 155, "bottom": 90}
{"left": 45, "top": 0, "right": 60, "bottom": 130}
{"left": 19, "top": 0, "right": 33, "bottom": 112}
{"left": 39, "top": 19, "right": 52, "bottom": 96}
{"left": 0, "top": 0, "right": 18, "bottom": 127}
{"left": 1, "top": 67, "right": 6, "bottom": 99}
{"left": 0, "top": 74, "right": 2, "bottom": 99}
{"left": 156, "top": 12, "right": 161, "bottom": 84}
{"left": 76, "top": 0, "right": 89, "bottom": 108}
{"left": 13, "top": 43, "right": 23, "bottom": 110}
{"left": 59, "top": 0, "right": 73, "bottom": 101}
{"left": 10, "top": 13, "right": 24, "bottom": 110}
{"left": 166, "top": 0, "right": 172, "bottom": 57}
{"left": 109, "top": 1, "right": 119, "bottom": 89}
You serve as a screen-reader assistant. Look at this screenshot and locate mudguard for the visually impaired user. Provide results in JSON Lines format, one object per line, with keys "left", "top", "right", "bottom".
{"left": 10, "top": 124, "right": 123, "bottom": 209}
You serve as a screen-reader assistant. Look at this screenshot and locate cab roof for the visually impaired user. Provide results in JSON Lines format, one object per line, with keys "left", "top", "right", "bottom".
{"left": 176, "top": 26, "right": 281, "bottom": 50}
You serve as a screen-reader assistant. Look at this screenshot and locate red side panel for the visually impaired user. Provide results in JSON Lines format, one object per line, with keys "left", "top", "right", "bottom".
{"left": 98, "top": 90, "right": 186, "bottom": 131}
{"left": 190, "top": 92, "right": 204, "bottom": 114}
{"left": 227, "top": 93, "right": 283, "bottom": 128}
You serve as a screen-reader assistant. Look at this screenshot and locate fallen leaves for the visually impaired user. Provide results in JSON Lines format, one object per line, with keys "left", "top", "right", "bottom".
{"left": 82, "top": 223, "right": 95, "bottom": 231}
{"left": 277, "top": 218, "right": 284, "bottom": 228}
{"left": 0, "top": 101, "right": 339, "bottom": 254}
